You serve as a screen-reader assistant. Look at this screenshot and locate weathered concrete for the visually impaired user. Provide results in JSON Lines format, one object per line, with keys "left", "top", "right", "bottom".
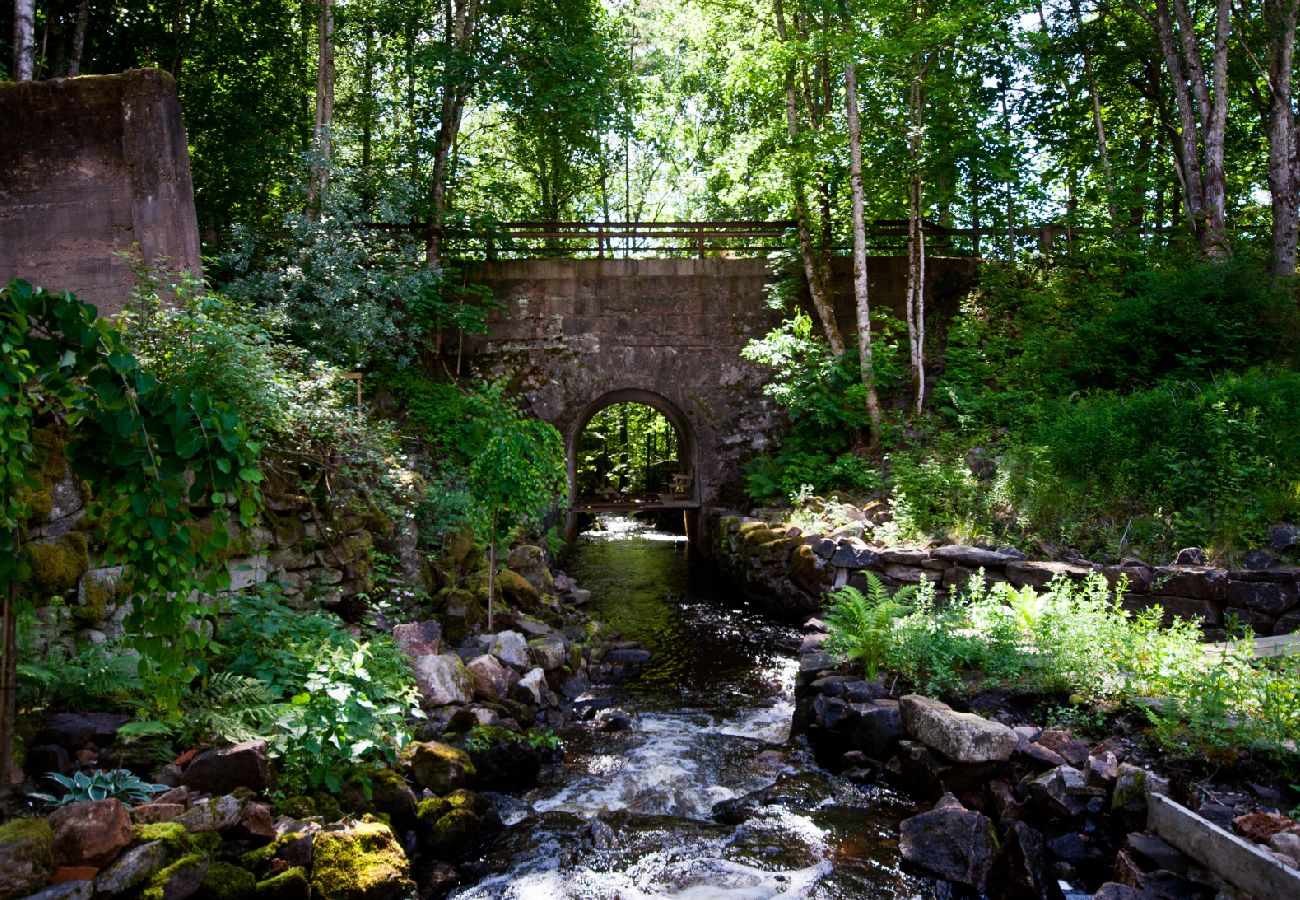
{"left": 0, "top": 69, "right": 201, "bottom": 315}
{"left": 464, "top": 256, "right": 977, "bottom": 511}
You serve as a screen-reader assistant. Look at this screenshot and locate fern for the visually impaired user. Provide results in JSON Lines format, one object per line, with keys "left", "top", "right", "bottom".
{"left": 823, "top": 573, "right": 914, "bottom": 679}
{"left": 187, "top": 673, "right": 280, "bottom": 744}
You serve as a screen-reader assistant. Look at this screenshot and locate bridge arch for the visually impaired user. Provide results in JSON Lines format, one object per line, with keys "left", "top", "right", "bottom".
{"left": 567, "top": 388, "right": 699, "bottom": 509}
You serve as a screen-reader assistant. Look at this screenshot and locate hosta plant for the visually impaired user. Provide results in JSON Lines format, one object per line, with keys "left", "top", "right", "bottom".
{"left": 30, "top": 769, "right": 170, "bottom": 807}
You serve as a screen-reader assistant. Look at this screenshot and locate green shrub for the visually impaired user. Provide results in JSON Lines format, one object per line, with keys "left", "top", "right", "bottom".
{"left": 823, "top": 574, "right": 916, "bottom": 679}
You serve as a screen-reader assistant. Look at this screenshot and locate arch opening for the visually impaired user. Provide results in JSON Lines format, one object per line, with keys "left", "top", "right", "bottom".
{"left": 567, "top": 389, "right": 698, "bottom": 510}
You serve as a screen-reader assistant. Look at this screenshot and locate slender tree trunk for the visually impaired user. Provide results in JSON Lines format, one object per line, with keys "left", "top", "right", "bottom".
{"left": 845, "top": 58, "right": 883, "bottom": 442}
{"left": 1071, "top": 0, "right": 1118, "bottom": 227}
{"left": 66, "top": 0, "right": 89, "bottom": 76}
{"left": 774, "top": 0, "right": 845, "bottom": 354}
{"left": 906, "top": 73, "right": 927, "bottom": 414}
{"left": 1261, "top": 0, "right": 1298, "bottom": 278}
{"left": 0, "top": 547, "right": 18, "bottom": 798}
{"left": 970, "top": 162, "right": 983, "bottom": 256}
{"left": 486, "top": 540, "right": 496, "bottom": 632}
{"left": 14, "top": 0, "right": 35, "bottom": 81}
{"left": 361, "top": 17, "right": 375, "bottom": 178}
{"left": 308, "top": 0, "right": 335, "bottom": 216}
{"left": 427, "top": 0, "right": 480, "bottom": 271}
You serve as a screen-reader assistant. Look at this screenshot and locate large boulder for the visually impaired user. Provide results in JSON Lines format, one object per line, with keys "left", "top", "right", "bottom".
{"left": 488, "top": 631, "right": 529, "bottom": 669}
{"left": 181, "top": 739, "right": 274, "bottom": 795}
{"left": 49, "top": 799, "right": 133, "bottom": 868}
{"left": 391, "top": 621, "right": 441, "bottom": 658}
{"left": 94, "top": 841, "right": 170, "bottom": 896}
{"left": 466, "top": 654, "right": 511, "bottom": 702}
{"left": 406, "top": 742, "right": 476, "bottom": 795}
{"left": 310, "top": 818, "right": 414, "bottom": 900}
{"left": 0, "top": 817, "right": 54, "bottom": 899}
{"left": 504, "top": 545, "right": 553, "bottom": 594}
{"left": 899, "top": 695, "right": 1016, "bottom": 763}
{"left": 416, "top": 790, "right": 503, "bottom": 861}
{"left": 410, "top": 653, "right": 473, "bottom": 707}
{"left": 899, "top": 794, "right": 997, "bottom": 891}
{"left": 528, "top": 634, "right": 568, "bottom": 672}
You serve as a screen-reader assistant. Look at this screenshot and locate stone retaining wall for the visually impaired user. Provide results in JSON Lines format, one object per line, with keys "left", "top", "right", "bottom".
{"left": 705, "top": 513, "right": 1300, "bottom": 639}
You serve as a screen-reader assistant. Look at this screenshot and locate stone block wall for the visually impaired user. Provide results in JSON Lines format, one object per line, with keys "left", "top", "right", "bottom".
{"left": 18, "top": 428, "right": 424, "bottom": 655}
{"left": 0, "top": 69, "right": 201, "bottom": 315}
{"left": 706, "top": 513, "right": 1300, "bottom": 639}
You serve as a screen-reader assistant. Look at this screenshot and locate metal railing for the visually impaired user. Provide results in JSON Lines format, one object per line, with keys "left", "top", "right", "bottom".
{"left": 335, "top": 219, "right": 1248, "bottom": 260}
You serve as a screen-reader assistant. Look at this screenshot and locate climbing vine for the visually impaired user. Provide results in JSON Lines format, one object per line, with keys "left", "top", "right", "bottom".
{"left": 0, "top": 280, "right": 262, "bottom": 787}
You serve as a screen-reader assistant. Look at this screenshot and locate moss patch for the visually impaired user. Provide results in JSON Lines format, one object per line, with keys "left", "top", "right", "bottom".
{"left": 0, "top": 816, "right": 54, "bottom": 897}
{"left": 142, "top": 853, "right": 208, "bottom": 900}
{"left": 17, "top": 426, "right": 68, "bottom": 522}
{"left": 254, "top": 866, "right": 310, "bottom": 900}
{"left": 310, "top": 818, "right": 413, "bottom": 900}
{"left": 197, "top": 861, "right": 257, "bottom": 900}
{"left": 24, "top": 532, "right": 89, "bottom": 596}
{"left": 405, "top": 741, "right": 475, "bottom": 795}
{"left": 133, "top": 822, "right": 190, "bottom": 852}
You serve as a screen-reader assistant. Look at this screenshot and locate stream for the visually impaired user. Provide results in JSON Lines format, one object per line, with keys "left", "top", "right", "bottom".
{"left": 452, "top": 517, "right": 934, "bottom": 899}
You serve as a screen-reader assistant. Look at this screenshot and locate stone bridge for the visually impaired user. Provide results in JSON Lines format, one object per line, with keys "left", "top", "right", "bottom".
{"left": 461, "top": 256, "right": 977, "bottom": 532}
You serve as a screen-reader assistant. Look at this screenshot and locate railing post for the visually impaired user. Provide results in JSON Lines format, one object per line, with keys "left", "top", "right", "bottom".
{"left": 697, "top": 223, "right": 705, "bottom": 259}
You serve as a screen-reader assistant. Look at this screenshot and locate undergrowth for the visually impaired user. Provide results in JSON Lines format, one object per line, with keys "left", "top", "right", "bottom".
{"left": 822, "top": 573, "right": 1300, "bottom": 761}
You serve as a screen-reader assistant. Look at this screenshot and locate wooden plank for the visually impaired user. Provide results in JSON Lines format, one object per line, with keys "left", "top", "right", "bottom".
{"left": 1148, "top": 794, "right": 1300, "bottom": 900}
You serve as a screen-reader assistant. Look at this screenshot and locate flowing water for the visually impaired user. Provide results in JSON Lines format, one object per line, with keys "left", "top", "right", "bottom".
{"left": 452, "top": 517, "right": 934, "bottom": 899}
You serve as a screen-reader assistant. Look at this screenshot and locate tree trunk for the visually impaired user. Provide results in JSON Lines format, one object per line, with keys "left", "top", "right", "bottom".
{"left": 14, "top": 0, "right": 35, "bottom": 81}
{"left": 1261, "top": 0, "right": 1298, "bottom": 278}
{"left": 1071, "top": 0, "right": 1118, "bottom": 227}
{"left": 0, "top": 543, "right": 18, "bottom": 799}
{"left": 774, "top": 0, "right": 845, "bottom": 355}
{"left": 308, "top": 0, "right": 335, "bottom": 216}
{"left": 845, "top": 58, "right": 883, "bottom": 442}
{"left": 906, "top": 71, "right": 927, "bottom": 414}
{"left": 1133, "top": 0, "right": 1232, "bottom": 256}
{"left": 66, "top": 0, "right": 89, "bottom": 77}
{"left": 427, "top": 0, "right": 480, "bottom": 271}
{"left": 486, "top": 540, "right": 496, "bottom": 632}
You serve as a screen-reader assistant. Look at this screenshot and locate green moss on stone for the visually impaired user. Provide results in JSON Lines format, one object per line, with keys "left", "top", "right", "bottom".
{"left": 309, "top": 818, "right": 414, "bottom": 900}
{"left": 405, "top": 741, "right": 475, "bottom": 795}
{"left": 0, "top": 816, "right": 54, "bottom": 896}
{"left": 24, "top": 532, "right": 89, "bottom": 596}
{"left": 277, "top": 795, "right": 317, "bottom": 819}
{"left": 18, "top": 427, "right": 67, "bottom": 522}
{"left": 254, "top": 866, "right": 310, "bottom": 900}
{"left": 142, "top": 854, "right": 207, "bottom": 900}
{"left": 133, "top": 822, "right": 190, "bottom": 852}
{"left": 74, "top": 566, "right": 125, "bottom": 626}
{"left": 197, "top": 861, "right": 257, "bottom": 900}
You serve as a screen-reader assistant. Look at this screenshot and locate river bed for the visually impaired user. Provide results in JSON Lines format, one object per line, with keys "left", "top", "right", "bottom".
{"left": 451, "top": 517, "right": 934, "bottom": 899}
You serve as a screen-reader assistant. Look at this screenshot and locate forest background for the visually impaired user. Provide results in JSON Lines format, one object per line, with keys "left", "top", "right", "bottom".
{"left": 3, "top": 0, "right": 1300, "bottom": 568}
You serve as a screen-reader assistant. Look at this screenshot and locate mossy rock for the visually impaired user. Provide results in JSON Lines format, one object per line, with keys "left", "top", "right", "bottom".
{"left": 0, "top": 817, "right": 54, "bottom": 899}
{"left": 254, "top": 866, "right": 310, "bottom": 900}
{"left": 263, "top": 511, "right": 306, "bottom": 547}
{"left": 23, "top": 532, "right": 89, "bottom": 596}
{"left": 196, "top": 861, "right": 257, "bottom": 900}
{"left": 465, "top": 568, "right": 539, "bottom": 610}
{"left": 445, "top": 529, "right": 476, "bottom": 570}
{"left": 75, "top": 565, "right": 127, "bottom": 626}
{"left": 133, "top": 822, "right": 190, "bottom": 852}
{"left": 405, "top": 741, "right": 475, "bottom": 795}
{"left": 142, "top": 853, "right": 209, "bottom": 900}
{"left": 416, "top": 791, "right": 500, "bottom": 861}
{"left": 276, "top": 796, "right": 318, "bottom": 820}
{"left": 341, "top": 769, "right": 415, "bottom": 823}
{"left": 17, "top": 426, "right": 68, "bottom": 522}
{"left": 740, "top": 526, "right": 779, "bottom": 554}
{"left": 310, "top": 818, "right": 414, "bottom": 900}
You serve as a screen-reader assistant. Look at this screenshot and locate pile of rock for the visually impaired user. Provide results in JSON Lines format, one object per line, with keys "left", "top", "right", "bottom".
{"left": 794, "top": 625, "right": 1300, "bottom": 898}
{"left": 395, "top": 610, "right": 650, "bottom": 737}
{"left": 0, "top": 733, "right": 516, "bottom": 899}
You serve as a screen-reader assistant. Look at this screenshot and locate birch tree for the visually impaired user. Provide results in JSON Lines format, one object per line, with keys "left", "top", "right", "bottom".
{"left": 1127, "top": 0, "right": 1233, "bottom": 257}
{"left": 12, "top": 0, "right": 33, "bottom": 80}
